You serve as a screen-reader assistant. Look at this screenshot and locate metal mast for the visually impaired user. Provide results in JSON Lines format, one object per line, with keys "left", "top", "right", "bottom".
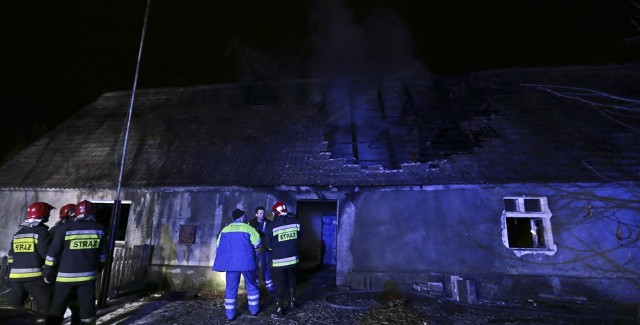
{"left": 98, "top": 0, "right": 152, "bottom": 308}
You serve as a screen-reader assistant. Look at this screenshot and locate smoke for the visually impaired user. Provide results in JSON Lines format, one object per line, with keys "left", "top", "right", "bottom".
{"left": 235, "top": 0, "right": 430, "bottom": 82}
{"left": 234, "top": 40, "right": 282, "bottom": 82}
{"left": 307, "top": 0, "right": 429, "bottom": 79}
{"left": 234, "top": 0, "right": 435, "bottom": 169}
{"left": 305, "top": 0, "right": 437, "bottom": 169}
{"left": 234, "top": 37, "right": 304, "bottom": 83}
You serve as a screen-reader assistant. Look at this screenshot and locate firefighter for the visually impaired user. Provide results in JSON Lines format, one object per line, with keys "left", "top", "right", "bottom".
{"left": 6, "top": 202, "right": 54, "bottom": 314}
{"left": 44, "top": 200, "right": 106, "bottom": 325}
{"left": 212, "top": 208, "right": 262, "bottom": 320}
{"left": 48, "top": 203, "right": 82, "bottom": 325}
{"left": 265, "top": 201, "right": 301, "bottom": 318}
{"left": 49, "top": 203, "right": 75, "bottom": 237}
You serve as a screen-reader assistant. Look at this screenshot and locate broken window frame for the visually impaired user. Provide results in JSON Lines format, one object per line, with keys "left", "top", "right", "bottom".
{"left": 501, "top": 196, "right": 557, "bottom": 256}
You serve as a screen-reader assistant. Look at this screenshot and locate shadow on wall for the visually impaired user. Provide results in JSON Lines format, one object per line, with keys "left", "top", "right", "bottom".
{"left": 158, "top": 225, "right": 178, "bottom": 265}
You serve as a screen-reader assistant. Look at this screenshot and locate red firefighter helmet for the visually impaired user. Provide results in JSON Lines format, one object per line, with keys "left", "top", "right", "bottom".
{"left": 271, "top": 201, "right": 287, "bottom": 216}
{"left": 26, "top": 202, "right": 54, "bottom": 221}
{"left": 59, "top": 203, "right": 76, "bottom": 220}
{"left": 75, "top": 200, "right": 95, "bottom": 216}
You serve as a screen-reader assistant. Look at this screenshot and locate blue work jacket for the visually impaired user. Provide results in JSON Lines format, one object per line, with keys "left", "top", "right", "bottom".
{"left": 212, "top": 220, "right": 261, "bottom": 272}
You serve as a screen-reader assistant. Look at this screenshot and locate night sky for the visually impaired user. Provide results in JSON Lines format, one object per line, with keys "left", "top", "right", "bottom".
{"left": 1, "top": 0, "right": 638, "bottom": 163}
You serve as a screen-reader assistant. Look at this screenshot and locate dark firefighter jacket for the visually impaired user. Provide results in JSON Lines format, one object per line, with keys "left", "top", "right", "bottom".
{"left": 265, "top": 214, "right": 301, "bottom": 268}
{"left": 48, "top": 220, "right": 68, "bottom": 239}
{"left": 248, "top": 217, "right": 271, "bottom": 253}
{"left": 43, "top": 217, "right": 107, "bottom": 283}
{"left": 7, "top": 223, "right": 50, "bottom": 281}
{"left": 212, "top": 220, "right": 261, "bottom": 272}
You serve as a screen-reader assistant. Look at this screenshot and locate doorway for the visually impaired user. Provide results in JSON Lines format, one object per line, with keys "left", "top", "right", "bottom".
{"left": 294, "top": 200, "right": 338, "bottom": 302}
{"left": 295, "top": 200, "right": 338, "bottom": 270}
{"left": 94, "top": 201, "right": 131, "bottom": 242}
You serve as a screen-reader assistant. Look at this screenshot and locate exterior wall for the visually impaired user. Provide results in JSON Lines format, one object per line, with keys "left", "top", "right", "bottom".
{"left": 0, "top": 188, "right": 117, "bottom": 256}
{"left": 120, "top": 186, "right": 338, "bottom": 292}
{"left": 125, "top": 187, "right": 281, "bottom": 292}
{"left": 1, "top": 181, "right": 638, "bottom": 304}
{"left": 337, "top": 182, "right": 640, "bottom": 304}
{"left": 0, "top": 186, "right": 335, "bottom": 293}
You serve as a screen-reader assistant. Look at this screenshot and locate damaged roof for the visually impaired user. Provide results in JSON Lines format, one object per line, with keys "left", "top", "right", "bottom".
{"left": 1, "top": 64, "right": 639, "bottom": 189}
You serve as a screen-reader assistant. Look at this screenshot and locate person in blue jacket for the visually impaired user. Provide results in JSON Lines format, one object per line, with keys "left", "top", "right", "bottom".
{"left": 212, "top": 208, "right": 262, "bottom": 320}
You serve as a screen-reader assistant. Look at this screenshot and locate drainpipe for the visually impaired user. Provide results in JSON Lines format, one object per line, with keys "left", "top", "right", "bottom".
{"left": 98, "top": 0, "right": 152, "bottom": 308}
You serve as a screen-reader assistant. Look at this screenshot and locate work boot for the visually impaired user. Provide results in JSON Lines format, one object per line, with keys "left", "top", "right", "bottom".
{"left": 289, "top": 288, "right": 297, "bottom": 309}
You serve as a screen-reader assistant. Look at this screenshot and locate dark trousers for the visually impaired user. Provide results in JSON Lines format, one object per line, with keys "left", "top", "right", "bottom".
{"left": 7, "top": 279, "right": 52, "bottom": 314}
{"left": 66, "top": 299, "right": 82, "bottom": 325}
{"left": 47, "top": 281, "right": 97, "bottom": 325}
{"left": 271, "top": 267, "right": 296, "bottom": 303}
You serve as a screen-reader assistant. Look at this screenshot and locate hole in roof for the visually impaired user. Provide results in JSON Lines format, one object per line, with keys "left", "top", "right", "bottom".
{"left": 323, "top": 78, "right": 495, "bottom": 170}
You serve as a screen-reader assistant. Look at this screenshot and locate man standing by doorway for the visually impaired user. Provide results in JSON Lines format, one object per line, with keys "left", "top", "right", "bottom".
{"left": 248, "top": 206, "right": 274, "bottom": 293}
{"left": 265, "top": 201, "right": 301, "bottom": 318}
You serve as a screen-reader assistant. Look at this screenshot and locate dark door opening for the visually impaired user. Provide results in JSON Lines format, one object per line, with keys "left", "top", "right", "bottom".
{"left": 321, "top": 216, "right": 337, "bottom": 265}
{"left": 296, "top": 200, "right": 338, "bottom": 271}
{"left": 94, "top": 201, "right": 131, "bottom": 242}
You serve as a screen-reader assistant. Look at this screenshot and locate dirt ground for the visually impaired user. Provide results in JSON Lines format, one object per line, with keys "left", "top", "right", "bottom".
{"left": 2, "top": 265, "right": 637, "bottom": 324}
{"left": 93, "top": 291, "right": 637, "bottom": 325}
{"left": 92, "top": 268, "right": 639, "bottom": 325}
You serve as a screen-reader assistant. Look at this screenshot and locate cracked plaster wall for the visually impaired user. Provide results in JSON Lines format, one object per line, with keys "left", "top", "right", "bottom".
{"left": 336, "top": 182, "right": 640, "bottom": 304}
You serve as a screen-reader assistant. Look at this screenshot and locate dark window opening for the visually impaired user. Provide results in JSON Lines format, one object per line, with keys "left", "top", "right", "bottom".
{"left": 503, "top": 199, "right": 518, "bottom": 212}
{"left": 524, "top": 199, "right": 542, "bottom": 212}
{"left": 506, "top": 217, "right": 546, "bottom": 249}
{"left": 95, "top": 202, "right": 130, "bottom": 242}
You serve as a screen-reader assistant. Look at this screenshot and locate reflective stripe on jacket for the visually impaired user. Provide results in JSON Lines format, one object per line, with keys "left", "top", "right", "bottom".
{"left": 56, "top": 271, "right": 100, "bottom": 283}
{"left": 266, "top": 215, "right": 300, "bottom": 269}
{"left": 212, "top": 220, "right": 261, "bottom": 272}
{"left": 8, "top": 224, "right": 50, "bottom": 281}
{"left": 43, "top": 219, "right": 106, "bottom": 283}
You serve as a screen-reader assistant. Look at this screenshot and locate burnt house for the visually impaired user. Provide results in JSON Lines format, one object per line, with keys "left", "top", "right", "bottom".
{"left": 0, "top": 64, "right": 639, "bottom": 305}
